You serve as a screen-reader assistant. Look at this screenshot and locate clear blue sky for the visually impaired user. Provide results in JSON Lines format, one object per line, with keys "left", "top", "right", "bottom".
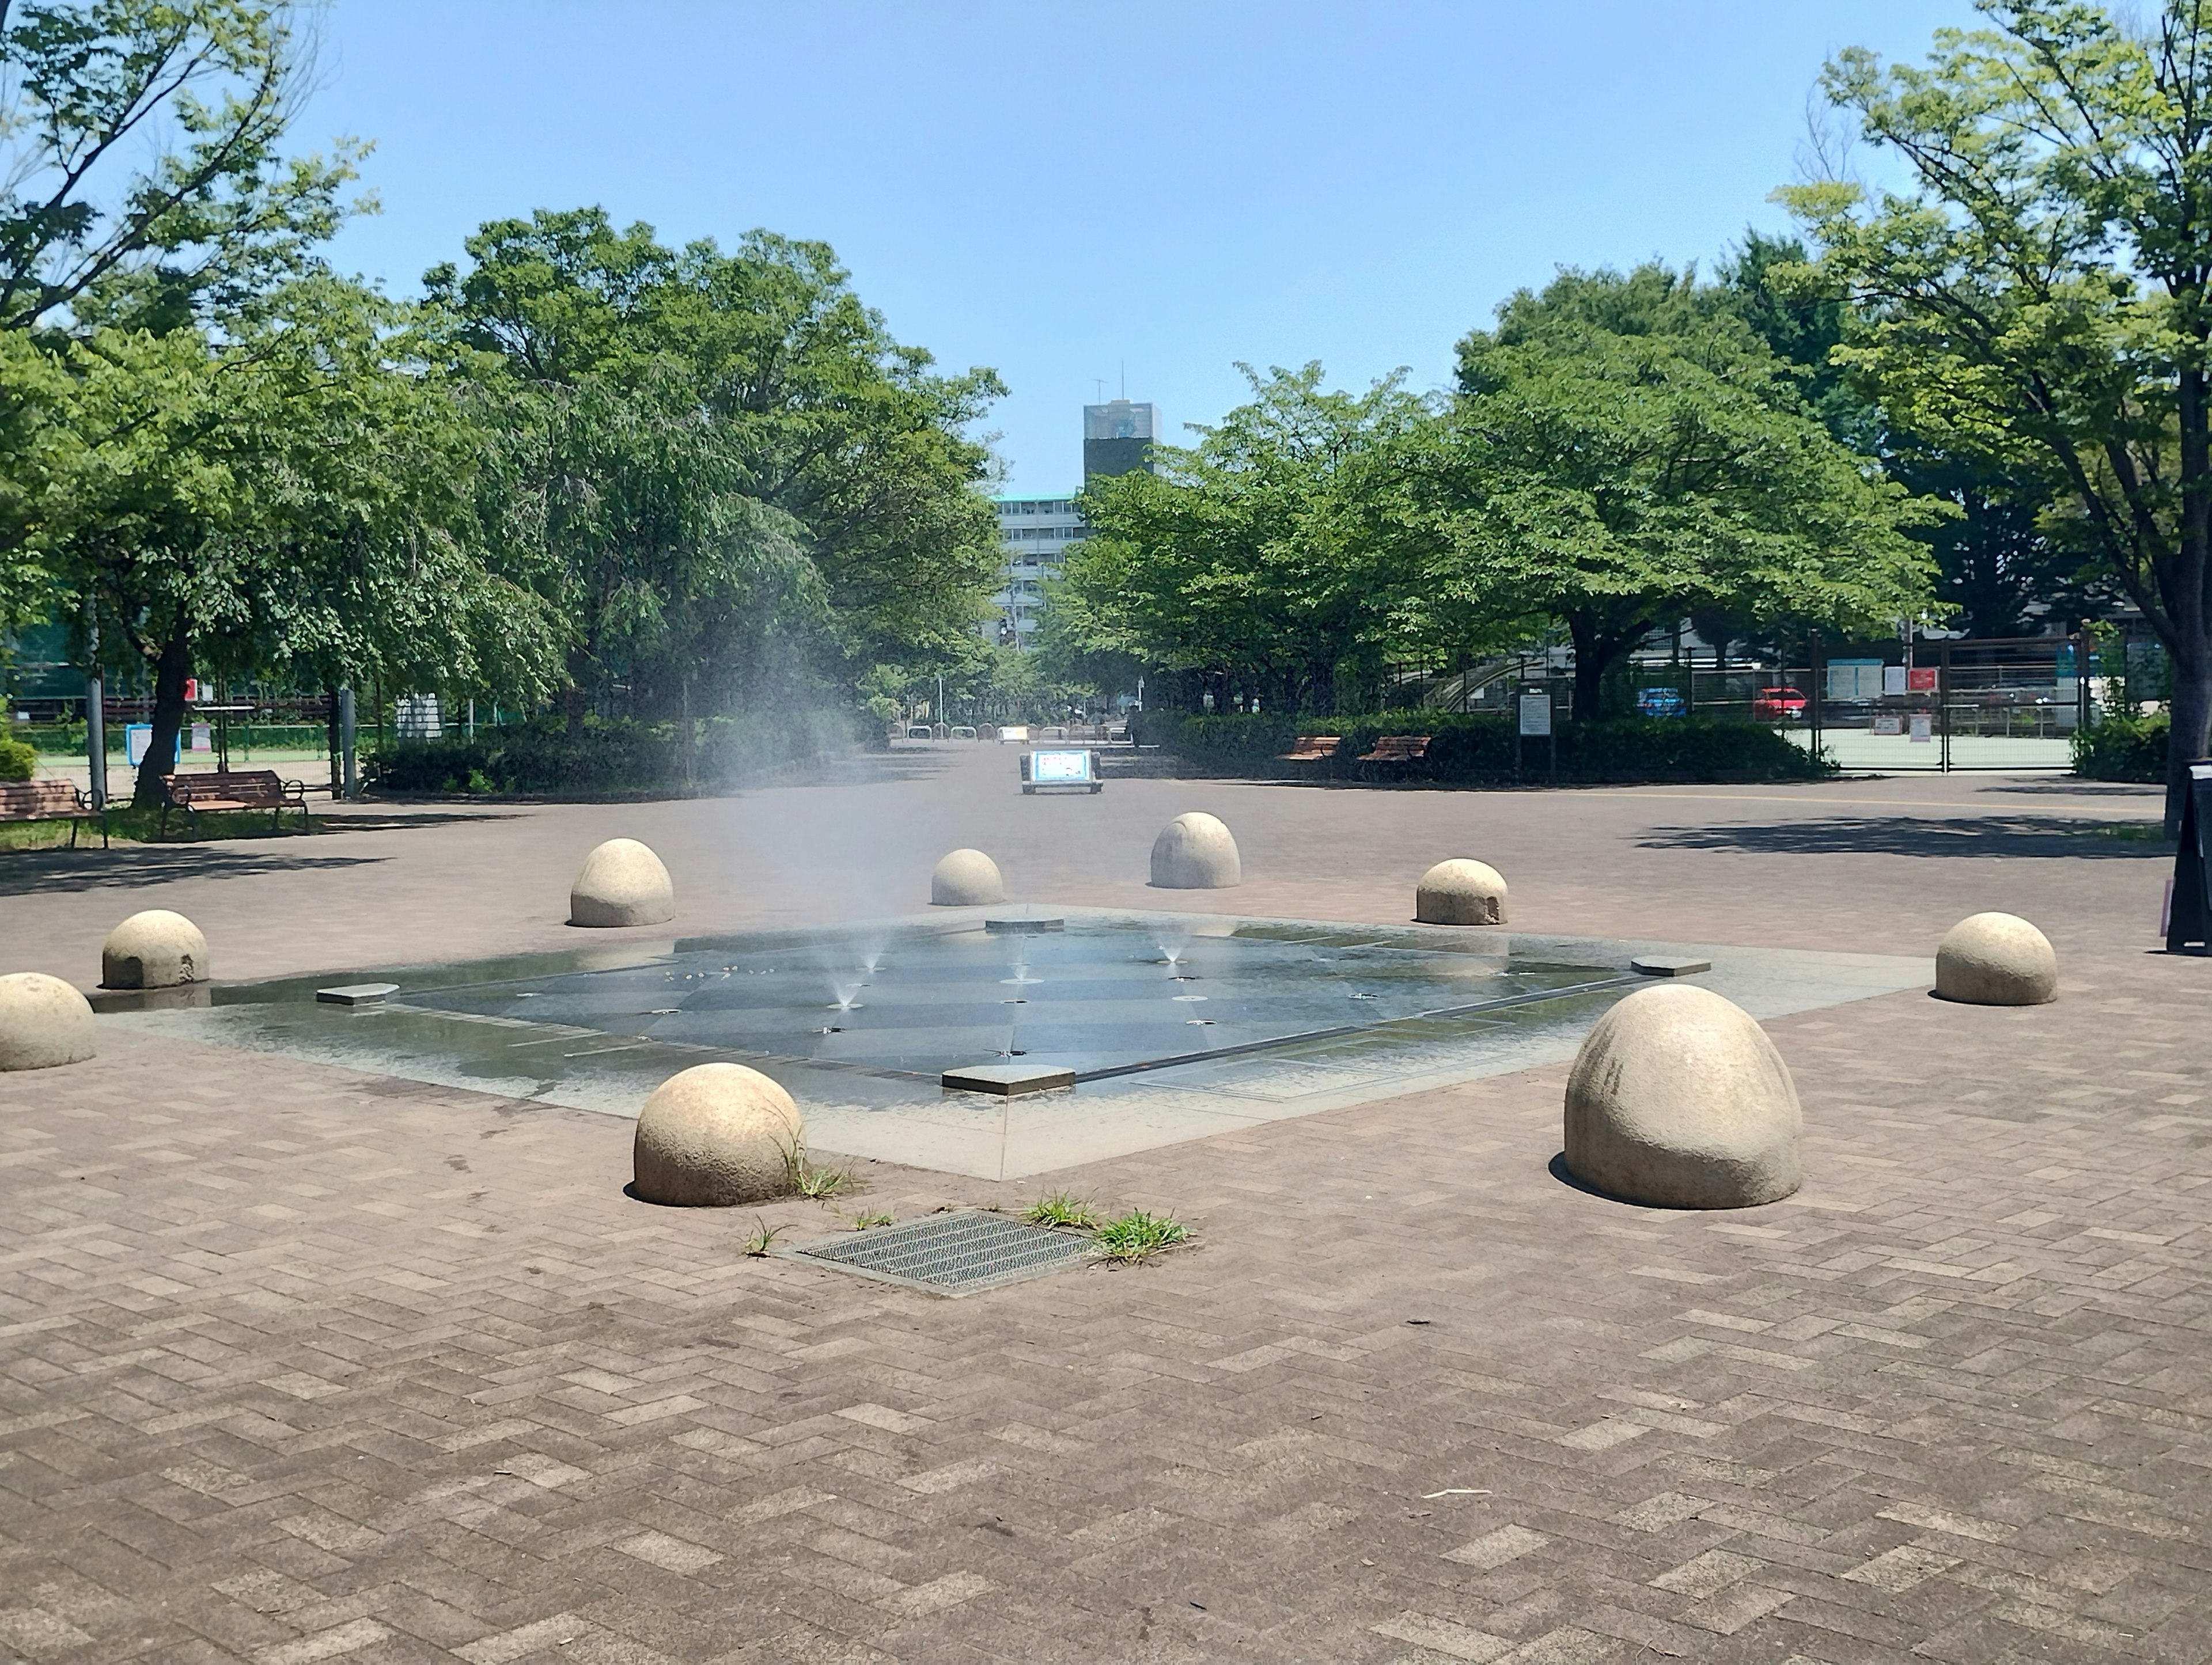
{"left": 306, "top": 1, "right": 1978, "bottom": 496}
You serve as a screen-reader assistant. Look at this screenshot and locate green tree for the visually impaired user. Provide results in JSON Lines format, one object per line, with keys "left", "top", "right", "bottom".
{"left": 16, "top": 281, "right": 563, "bottom": 803}
{"left": 1785, "top": 0, "right": 2212, "bottom": 831}
{"left": 424, "top": 208, "right": 1004, "bottom": 719}
{"left": 1, "top": 0, "right": 361, "bottom": 331}
{"left": 1064, "top": 363, "right": 1428, "bottom": 712}
{"left": 1722, "top": 229, "right": 2107, "bottom": 640}
{"left": 1416, "top": 265, "right": 1936, "bottom": 716}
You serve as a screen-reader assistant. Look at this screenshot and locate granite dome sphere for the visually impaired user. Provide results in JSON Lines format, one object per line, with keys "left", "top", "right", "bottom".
{"left": 101, "top": 909, "right": 209, "bottom": 989}
{"left": 931, "top": 848, "right": 1006, "bottom": 906}
{"left": 632, "top": 1063, "right": 805, "bottom": 1206}
{"left": 1415, "top": 859, "right": 1509, "bottom": 926}
{"left": 1150, "top": 812, "right": 1240, "bottom": 889}
{"left": 570, "top": 839, "right": 675, "bottom": 928}
{"left": 0, "top": 972, "right": 97, "bottom": 1071}
{"left": 1563, "top": 983, "right": 1802, "bottom": 1209}
{"left": 1935, "top": 912, "right": 2057, "bottom": 1006}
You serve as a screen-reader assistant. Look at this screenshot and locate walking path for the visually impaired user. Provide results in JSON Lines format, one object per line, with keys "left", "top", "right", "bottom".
{"left": 2, "top": 752, "right": 2205, "bottom": 1664}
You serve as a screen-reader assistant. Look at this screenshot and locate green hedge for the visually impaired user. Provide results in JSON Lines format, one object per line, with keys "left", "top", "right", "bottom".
{"left": 2071, "top": 711, "right": 2169, "bottom": 782}
{"left": 0, "top": 737, "right": 34, "bottom": 781}
{"left": 1155, "top": 709, "right": 1831, "bottom": 784}
{"left": 368, "top": 710, "right": 857, "bottom": 797}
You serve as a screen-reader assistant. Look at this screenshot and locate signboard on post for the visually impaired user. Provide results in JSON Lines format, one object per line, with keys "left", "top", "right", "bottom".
{"left": 1517, "top": 690, "right": 1556, "bottom": 784}
{"left": 2168, "top": 761, "right": 2212, "bottom": 954}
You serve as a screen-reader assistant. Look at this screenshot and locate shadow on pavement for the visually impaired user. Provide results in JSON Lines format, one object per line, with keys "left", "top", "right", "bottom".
{"left": 319, "top": 807, "right": 525, "bottom": 832}
{"left": 1976, "top": 779, "right": 2163, "bottom": 799}
{"left": 0, "top": 845, "right": 386, "bottom": 896}
{"left": 1639, "top": 815, "right": 2172, "bottom": 860}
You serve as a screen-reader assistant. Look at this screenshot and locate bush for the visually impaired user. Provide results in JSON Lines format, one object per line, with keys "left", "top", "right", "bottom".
{"left": 0, "top": 737, "right": 35, "bottom": 782}
{"left": 366, "top": 710, "right": 860, "bottom": 797}
{"left": 2072, "top": 710, "right": 2169, "bottom": 782}
{"left": 1155, "top": 709, "right": 1830, "bottom": 784}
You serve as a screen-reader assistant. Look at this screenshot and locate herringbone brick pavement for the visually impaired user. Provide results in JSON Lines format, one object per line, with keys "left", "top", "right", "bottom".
{"left": 3, "top": 763, "right": 2206, "bottom": 1661}
{"left": 4, "top": 931, "right": 2210, "bottom": 1663}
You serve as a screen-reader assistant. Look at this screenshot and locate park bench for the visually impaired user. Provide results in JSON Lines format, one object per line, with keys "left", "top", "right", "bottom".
{"left": 1278, "top": 734, "right": 1343, "bottom": 763}
{"left": 1358, "top": 734, "right": 1432, "bottom": 764}
{"left": 0, "top": 779, "right": 108, "bottom": 848}
{"left": 159, "top": 769, "right": 310, "bottom": 836}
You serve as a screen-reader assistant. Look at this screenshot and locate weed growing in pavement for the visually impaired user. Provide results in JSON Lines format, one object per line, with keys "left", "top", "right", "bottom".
{"left": 743, "top": 1218, "right": 789, "bottom": 1257}
{"left": 778, "top": 1138, "right": 851, "bottom": 1201}
{"left": 1022, "top": 1191, "right": 1101, "bottom": 1231}
{"left": 851, "top": 1212, "right": 893, "bottom": 1230}
{"left": 1093, "top": 1208, "right": 1189, "bottom": 1262}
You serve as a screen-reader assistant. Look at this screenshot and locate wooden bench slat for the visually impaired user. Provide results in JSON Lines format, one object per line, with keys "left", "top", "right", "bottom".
{"left": 1358, "top": 734, "right": 1433, "bottom": 763}
{"left": 1278, "top": 735, "right": 1343, "bottom": 763}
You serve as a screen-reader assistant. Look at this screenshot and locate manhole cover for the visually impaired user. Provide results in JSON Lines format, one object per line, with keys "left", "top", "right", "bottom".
{"left": 787, "top": 1210, "right": 1095, "bottom": 1295}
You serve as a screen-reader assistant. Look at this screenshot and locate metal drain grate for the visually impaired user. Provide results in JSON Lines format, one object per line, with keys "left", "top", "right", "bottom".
{"left": 787, "top": 1210, "right": 1095, "bottom": 1296}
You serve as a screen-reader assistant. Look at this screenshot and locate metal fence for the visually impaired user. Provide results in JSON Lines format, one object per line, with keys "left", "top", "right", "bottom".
{"left": 1382, "top": 633, "right": 2093, "bottom": 772}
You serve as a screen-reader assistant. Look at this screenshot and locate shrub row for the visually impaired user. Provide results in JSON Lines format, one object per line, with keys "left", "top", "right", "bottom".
{"left": 0, "top": 737, "right": 35, "bottom": 782}
{"left": 1150, "top": 709, "right": 1832, "bottom": 784}
{"left": 367, "top": 710, "right": 856, "bottom": 797}
{"left": 2070, "top": 711, "right": 2170, "bottom": 783}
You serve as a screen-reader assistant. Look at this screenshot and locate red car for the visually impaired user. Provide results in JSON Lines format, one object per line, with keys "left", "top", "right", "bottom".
{"left": 1752, "top": 687, "right": 1808, "bottom": 720}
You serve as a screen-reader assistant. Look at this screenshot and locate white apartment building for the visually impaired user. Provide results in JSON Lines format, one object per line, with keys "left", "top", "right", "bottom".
{"left": 989, "top": 494, "right": 1086, "bottom": 646}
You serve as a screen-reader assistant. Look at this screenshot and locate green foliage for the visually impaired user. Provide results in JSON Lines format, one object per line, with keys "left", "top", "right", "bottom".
{"left": 741, "top": 1218, "right": 789, "bottom": 1257}
{"left": 1784, "top": 2, "right": 2212, "bottom": 820}
{"left": 1066, "top": 363, "right": 1432, "bottom": 711}
{"left": 1418, "top": 264, "right": 1939, "bottom": 716}
{"left": 1092, "top": 1208, "right": 1190, "bottom": 1263}
{"left": 423, "top": 208, "right": 1005, "bottom": 714}
{"left": 366, "top": 710, "right": 855, "bottom": 796}
{"left": 2072, "top": 711, "right": 2171, "bottom": 783}
{"left": 0, "top": 1, "right": 363, "bottom": 332}
{"left": 1058, "top": 283, "right": 1935, "bottom": 722}
{"left": 1158, "top": 710, "right": 1832, "bottom": 784}
{"left": 0, "top": 737, "right": 35, "bottom": 781}
{"left": 1022, "top": 1192, "right": 1101, "bottom": 1231}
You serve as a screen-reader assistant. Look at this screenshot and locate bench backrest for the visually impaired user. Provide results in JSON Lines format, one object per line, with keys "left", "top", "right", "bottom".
{"left": 1366, "top": 734, "right": 1432, "bottom": 758}
{"left": 0, "top": 779, "right": 82, "bottom": 820}
{"left": 164, "top": 769, "right": 286, "bottom": 805}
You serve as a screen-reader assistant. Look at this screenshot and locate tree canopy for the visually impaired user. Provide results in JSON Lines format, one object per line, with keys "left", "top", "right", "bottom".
{"left": 423, "top": 208, "right": 1006, "bottom": 721}
{"left": 1057, "top": 271, "right": 1937, "bottom": 719}
{"left": 1784, "top": 0, "right": 2212, "bottom": 828}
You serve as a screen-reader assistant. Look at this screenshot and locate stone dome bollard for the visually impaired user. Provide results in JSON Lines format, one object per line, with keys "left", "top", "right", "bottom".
{"left": 1934, "top": 912, "right": 2057, "bottom": 1006}
{"left": 931, "top": 848, "right": 1006, "bottom": 906}
{"left": 1563, "top": 984, "right": 1802, "bottom": 1209}
{"left": 101, "top": 909, "right": 210, "bottom": 989}
{"left": 570, "top": 839, "right": 675, "bottom": 928}
{"left": 1150, "top": 811, "right": 1241, "bottom": 889}
{"left": 0, "top": 972, "right": 97, "bottom": 1071}
{"left": 1415, "top": 859, "right": 1508, "bottom": 926}
{"left": 632, "top": 1063, "right": 805, "bottom": 1205}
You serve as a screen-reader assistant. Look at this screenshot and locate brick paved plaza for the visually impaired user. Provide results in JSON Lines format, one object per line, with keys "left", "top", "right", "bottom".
{"left": 3, "top": 750, "right": 2208, "bottom": 1664}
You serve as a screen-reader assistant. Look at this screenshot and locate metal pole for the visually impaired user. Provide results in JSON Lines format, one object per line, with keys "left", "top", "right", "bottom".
{"left": 1939, "top": 639, "right": 1952, "bottom": 772}
{"left": 1809, "top": 634, "right": 1823, "bottom": 765}
{"left": 83, "top": 598, "right": 107, "bottom": 811}
{"left": 338, "top": 686, "right": 358, "bottom": 800}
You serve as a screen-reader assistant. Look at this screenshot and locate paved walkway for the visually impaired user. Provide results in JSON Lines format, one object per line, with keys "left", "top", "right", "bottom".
{"left": 3, "top": 754, "right": 2207, "bottom": 1664}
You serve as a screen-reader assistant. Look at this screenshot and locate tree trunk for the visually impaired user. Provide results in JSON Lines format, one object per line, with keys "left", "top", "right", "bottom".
{"left": 1569, "top": 616, "right": 1615, "bottom": 721}
{"left": 131, "top": 621, "right": 191, "bottom": 808}
{"left": 2170, "top": 635, "right": 2211, "bottom": 839}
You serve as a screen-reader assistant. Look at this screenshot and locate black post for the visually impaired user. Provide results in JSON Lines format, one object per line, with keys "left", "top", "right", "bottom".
{"left": 1939, "top": 639, "right": 1953, "bottom": 773}
{"left": 2168, "top": 762, "right": 2212, "bottom": 953}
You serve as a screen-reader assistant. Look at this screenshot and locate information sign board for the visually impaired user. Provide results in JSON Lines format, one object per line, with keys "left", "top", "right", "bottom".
{"left": 1031, "top": 749, "right": 1092, "bottom": 784}
{"left": 1518, "top": 692, "right": 1552, "bottom": 737}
